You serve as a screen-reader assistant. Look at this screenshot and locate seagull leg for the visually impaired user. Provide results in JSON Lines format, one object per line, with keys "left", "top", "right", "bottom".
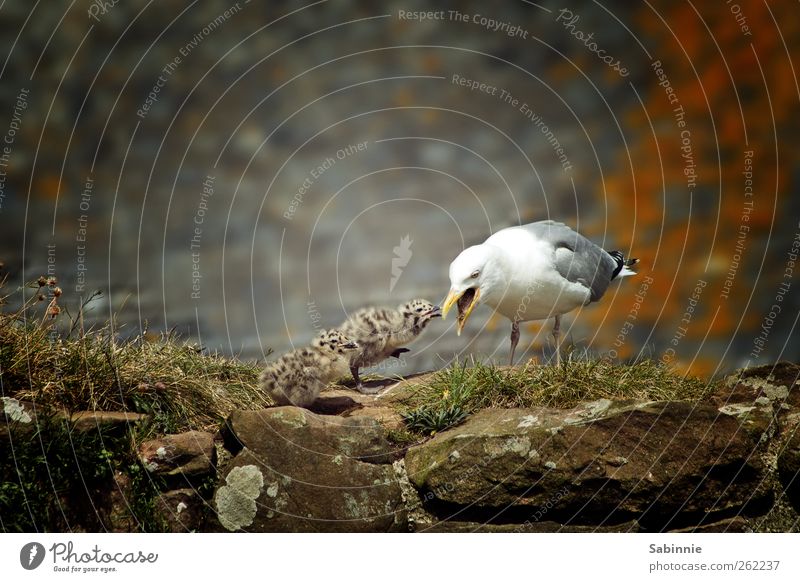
{"left": 552, "top": 314, "right": 562, "bottom": 366}
{"left": 509, "top": 321, "right": 520, "bottom": 366}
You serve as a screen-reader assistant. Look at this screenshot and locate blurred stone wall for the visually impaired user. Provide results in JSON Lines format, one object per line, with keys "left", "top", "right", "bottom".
{"left": 1, "top": 0, "right": 798, "bottom": 376}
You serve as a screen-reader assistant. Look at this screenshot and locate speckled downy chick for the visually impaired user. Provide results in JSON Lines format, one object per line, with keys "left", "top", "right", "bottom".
{"left": 338, "top": 299, "right": 441, "bottom": 392}
{"left": 261, "top": 329, "right": 359, "bottom": 408}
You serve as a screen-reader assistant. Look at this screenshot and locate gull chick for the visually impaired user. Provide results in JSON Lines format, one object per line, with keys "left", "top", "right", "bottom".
{"left": 442, "top": 220, "right": 638, "bottom": 365}
{"left": 261, "top": 329, "right": 359, "bottom": 408}
{"left": 338, "top": 299, "right": 441, "bottom": 392}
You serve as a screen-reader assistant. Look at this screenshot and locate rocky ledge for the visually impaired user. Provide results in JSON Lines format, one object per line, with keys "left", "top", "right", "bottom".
{"left": 204, "top": 361, "right": 800, "bottom": 532}
{"left": 3, "top": 362, "right": 799, "bottom": 532}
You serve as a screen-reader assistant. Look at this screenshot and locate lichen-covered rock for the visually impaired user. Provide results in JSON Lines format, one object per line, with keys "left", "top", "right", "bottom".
{"left": 405, "top": 400, "right": 770, "bottom": 530}
{"left": 70, "top": 410, "right": 149, "bottom": 434}
{"left": 778, "top": 425, "right": 800, "bottom": 510}
{"left": 1, "top": 398, "right": 39, "bottom": 442}
{"left": 138, "top": 430, "right": 216, "bottom": 476}
{"left": 209, "top": 407, "right": 406, "bottom": 532}
{"left": 155, "top": 488, "right": 205, "bottom": 532}
{"left": 222, "top": 406, "right": 395, "bottom": 464}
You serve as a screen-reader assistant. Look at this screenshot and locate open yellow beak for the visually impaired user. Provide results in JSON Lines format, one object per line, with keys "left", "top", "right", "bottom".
{"left": 441, "top": 287, "right": 481, "bottom": 336}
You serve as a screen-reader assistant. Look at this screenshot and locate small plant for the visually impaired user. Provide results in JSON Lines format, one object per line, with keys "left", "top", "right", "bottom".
{"left": 401, "top": 404, "right": 469, "bottom": 436}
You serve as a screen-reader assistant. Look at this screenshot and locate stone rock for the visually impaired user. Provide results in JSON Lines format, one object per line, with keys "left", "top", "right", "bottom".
{"left": 138, "top": 431, "right": 216, "bottom": 477}
{"left": 405, "top": 400, "right": 769, "bottom": 531}
{"left": 155, "top": 488, "right": 205, "bottom": 532}
{"left": 421, "top": 519, "right": 641, "bottom": 533}
{"left": 777, "top": 425, "right": 800, "bottom": 509}
{"left": 70, "top": 410, "right": 149, "bottom": 434}
{"left": 2, "top": 399, "right": 149, "bottom": 442}
{"left": 209, "top": 407, "right": 406, "bottom": 532}
{"left": 715, "top": 362, "right": 800, "bottom": 424}
{"left": 0, "top": 397, "right": 38, "bottom": 442}
{"left": 670, "top": 516, "right": 752, "bottom": 532}
{"left": 223, "top": 406, "right": 396, "bottom": 464}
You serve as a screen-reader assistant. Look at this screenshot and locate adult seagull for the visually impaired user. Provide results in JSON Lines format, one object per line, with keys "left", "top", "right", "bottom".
{"left": 441, "top": 220, "right": 638, "bottom": 365}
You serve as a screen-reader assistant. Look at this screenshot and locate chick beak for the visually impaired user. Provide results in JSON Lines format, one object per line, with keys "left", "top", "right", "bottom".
{"left": 343, "top": 340, "right": 358, "bottom": 349}
{"left": 426, "top": 305, "right": 442, "bottom": 318}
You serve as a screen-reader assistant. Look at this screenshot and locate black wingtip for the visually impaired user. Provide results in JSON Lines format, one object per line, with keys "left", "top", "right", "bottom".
{"left": 608, "top": 250, "right": 637, "bottom": 279}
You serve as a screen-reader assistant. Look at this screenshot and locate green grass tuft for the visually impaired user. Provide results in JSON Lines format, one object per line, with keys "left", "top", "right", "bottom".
{"left": 396, "top": 356, "right": 717, "bottom": 433}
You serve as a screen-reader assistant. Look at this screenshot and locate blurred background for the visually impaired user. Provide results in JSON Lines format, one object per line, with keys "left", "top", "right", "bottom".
{"left": 0, "top": 0, "right": 798, "bottom": 377}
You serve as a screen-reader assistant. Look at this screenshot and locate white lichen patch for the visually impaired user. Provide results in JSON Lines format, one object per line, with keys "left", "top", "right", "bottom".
{"left": 607, "top": 456, "right": 628, "bottom": 467}
{"left": 565, "top": 399, "right": 613, "bottom": 425}
{"left": 176, "top": 501, "right": 187, "bottom": 514}
{"left": 332, "top": 454, "right": 343, "bottom": 466}
{"left": 763, "top": 384, "right": 790, "bottom": 401}
{"left": 543, "top": 461, "right": 557, "bottom": 470}
{"left": 448, "top": 450, "right": 461, "bottom": 463}
{"left": 517, "top": 415, "right": 540, "bottom": 429}
{"left": 343, "top": 492, "right": 372, "bottom": 520}
{"left": 156, "top": 446, "right": 168, "bottom": 459}
{"left": 484, "top": 436, "right": 531, "bottom": 458}
{"left": 719, "top": 404, "right": 757, "bottom": 417}
{"left": 1, "top": 397, "right": 32, "bottom": 423}
{"left": 271, "top": 408, "right": 309, "bottom": 428}
{"left": 266, "top": 482, "right": 279, "bottom": 498}
{"left": 215, "top": 464, "right": 265, "bottom": 531}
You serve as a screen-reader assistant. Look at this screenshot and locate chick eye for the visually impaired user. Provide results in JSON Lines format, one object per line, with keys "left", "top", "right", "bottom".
{"left": 470, "top": 270, "right": 480, "bottom": 278}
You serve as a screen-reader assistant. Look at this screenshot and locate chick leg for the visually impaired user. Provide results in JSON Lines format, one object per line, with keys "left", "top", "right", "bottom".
{"left": 350, "top": 364, "right": 362, "bottom": 388}
{"left": 352, "top": 364, "right": 382, "bottom": 395}
{"left": 552, "top": 314, "right": 562, "bottom": 366}
{"left": 509, "top": 320, "right": 520, "bottom": 366}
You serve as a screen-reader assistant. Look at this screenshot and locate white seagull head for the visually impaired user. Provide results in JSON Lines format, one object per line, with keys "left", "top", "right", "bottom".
{"left": 441, "top": 244, "right": 504, "bottom": 335}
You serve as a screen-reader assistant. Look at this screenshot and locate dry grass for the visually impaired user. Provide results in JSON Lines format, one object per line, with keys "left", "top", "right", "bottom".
{"left": 0, "top": 278, "right": 269, "bottom": 433}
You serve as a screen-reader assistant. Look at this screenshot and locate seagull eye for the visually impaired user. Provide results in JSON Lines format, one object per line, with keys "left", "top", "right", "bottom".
{"left": 470, "top": 270, "right": 480, "bottom": 279}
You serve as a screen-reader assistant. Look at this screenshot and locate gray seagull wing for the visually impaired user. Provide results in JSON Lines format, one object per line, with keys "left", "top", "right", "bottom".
{"left": 521, "top": 220, "right": 617, "bottom": 303}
